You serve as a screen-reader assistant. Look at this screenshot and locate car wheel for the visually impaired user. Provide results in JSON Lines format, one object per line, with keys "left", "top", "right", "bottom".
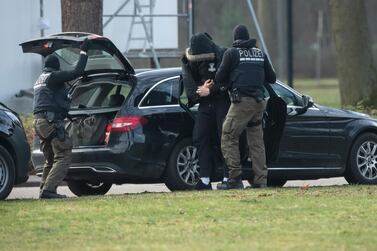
{"left": 165, "top": 138, "right": 200, "bottom": 191}
{"left": 0, "top": 146, "right": 15, "bottom": 200}
{"left": 67, "top": 180, "right": 112, "bottom": 196}
{"left": 248, "top": 178, "right": 286, "bottom": 187}
{"left": 347, "top": 133, "right": 377, "bottom": 184}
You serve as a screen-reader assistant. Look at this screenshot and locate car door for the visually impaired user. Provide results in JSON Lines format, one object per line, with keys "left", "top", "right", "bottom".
{"left": 137, "top": 76, "right": 192, "bottom": 164}
{"left": 270, "top": 83, "right": 331, "bottom": 169}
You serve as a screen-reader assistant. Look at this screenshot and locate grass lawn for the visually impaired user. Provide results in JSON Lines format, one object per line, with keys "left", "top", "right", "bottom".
{"left": 1, "top": 186, "right": 377, "bottom": 251}
{"left": 292, "top": 78, "right": 341, "bottom": 108}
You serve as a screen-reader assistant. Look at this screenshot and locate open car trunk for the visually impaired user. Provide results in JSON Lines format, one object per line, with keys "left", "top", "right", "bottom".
{"left": 67, "top": 80, "right": 132, "bottom": 147}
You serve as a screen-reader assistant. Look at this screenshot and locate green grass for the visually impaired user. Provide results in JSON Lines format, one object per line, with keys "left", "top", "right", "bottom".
{"left": 293, "top": 78, "right": 341, "bottom": 108}
{"left": 1, "top": 186, "right": 377, "bottom": 251}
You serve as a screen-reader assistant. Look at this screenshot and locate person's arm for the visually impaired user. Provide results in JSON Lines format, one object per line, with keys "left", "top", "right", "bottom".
{"left": 181, "top": 58, "right": 200, "bottom": 105}
{"left": 214, "top": 49, "right": 234, "bottom": 91}
{"left": 264, "top": 54, "right": 276, "bottom": 84}
{"left": 48, "top": 39, "right": 90, "bottom": 86}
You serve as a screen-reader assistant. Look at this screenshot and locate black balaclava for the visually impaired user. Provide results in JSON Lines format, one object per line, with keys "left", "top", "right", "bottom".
{"left": 44, "top": 54, "right": 60, "bottom": 70}
{"left": 233, "top": 24, "right": 250, "bottom": 41}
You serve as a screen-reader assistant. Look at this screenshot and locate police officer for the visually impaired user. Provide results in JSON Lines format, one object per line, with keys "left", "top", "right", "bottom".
{"left": 215, "top": 25, "right": 276, "bottom": 189}
{"left": 181, "top": 32, "right": 230, "bottom": 190}
{"left": 34, "top": 39, "right": 90, "bottom": 199}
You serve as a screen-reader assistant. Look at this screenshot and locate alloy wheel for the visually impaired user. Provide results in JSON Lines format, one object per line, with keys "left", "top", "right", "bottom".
{"left": 356, "top": 141, "right": 377, "bottom": 180}
{"left": 176, "top": 146, "right": 200, "bottom": 185}
{"left": 0, "top": 155, "right": 9, "bottom": 193}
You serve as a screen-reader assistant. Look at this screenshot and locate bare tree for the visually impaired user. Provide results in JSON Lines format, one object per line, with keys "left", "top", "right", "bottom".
{"left": 61, "top": 0, "right": 103, "bottom": 35}
{"left": 329, "top": 0, "right": 377, "bottom": 106}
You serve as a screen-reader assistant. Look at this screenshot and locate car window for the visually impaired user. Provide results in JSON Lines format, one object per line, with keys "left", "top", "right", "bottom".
{"left": 71, "top": 82, "right": 131, "bottom": 109}
{"left": 140, "top": 78, "right": 180, "bottom": 107}
{"left": 54, "top": 47, "right": 124, "bottom": 72}
{"left": 264, "top": 84, "right": 299, "bottom": 106}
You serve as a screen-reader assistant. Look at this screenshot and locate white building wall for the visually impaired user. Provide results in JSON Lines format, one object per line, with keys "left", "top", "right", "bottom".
{"left": 0, "top": 0, "right": 61, "bottom": 113}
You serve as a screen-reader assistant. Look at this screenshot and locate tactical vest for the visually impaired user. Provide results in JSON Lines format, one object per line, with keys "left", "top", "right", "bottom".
{"left": 33, "top": 71, "right": 71, "bottom": 116}
{"left": 230, "top": 47, "right": 265, "bottom": 94}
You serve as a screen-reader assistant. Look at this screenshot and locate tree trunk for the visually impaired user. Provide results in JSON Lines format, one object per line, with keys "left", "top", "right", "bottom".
{"left": 329, "top": 0, "right": 377, "bottom": 106}
{"left": 61, "top": 0, "right": 103, "bottom": 35}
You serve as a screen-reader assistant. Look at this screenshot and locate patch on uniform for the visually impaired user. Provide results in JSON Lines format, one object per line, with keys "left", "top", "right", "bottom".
{"left": 238, "top": 48, "right": 265, "bottom": 62}
{"left": 34, "top": 72, "right": 51, "bottom": 90}
{"left": 208, "top": 62, "right": 216, "bottom": 72}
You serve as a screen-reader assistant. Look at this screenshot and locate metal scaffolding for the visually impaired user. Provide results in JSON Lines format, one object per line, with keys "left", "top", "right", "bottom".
{"left": 103, "top": 0, "right": 193, "bottom": 68}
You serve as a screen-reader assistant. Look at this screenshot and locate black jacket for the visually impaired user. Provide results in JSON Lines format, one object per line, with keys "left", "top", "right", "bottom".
{"left": 181, "top": 33, "right": 228, "bottom": 107}
{"left": 215, "top": 39, "right": 276, "bottom": 98}
{"left": 33, "top": 53, "right": 88, "bottom": 116}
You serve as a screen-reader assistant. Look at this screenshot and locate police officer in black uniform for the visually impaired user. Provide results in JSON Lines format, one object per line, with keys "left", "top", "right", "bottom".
{"left": 33, "top": 39, "right": 90, "bottom": 199}
{"left": 216, "top": 25, "right": 276, "bottom": 189}
{"left": 181, "top": 32, "right": 230, "bottom": 190}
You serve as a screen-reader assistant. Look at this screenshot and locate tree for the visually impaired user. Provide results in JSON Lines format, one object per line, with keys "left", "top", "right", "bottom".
{"left": 329, "top": 0, "right": 377, "bottom": 106}
{"left": 61, "top": 0, "right": 103, "bottom": 35}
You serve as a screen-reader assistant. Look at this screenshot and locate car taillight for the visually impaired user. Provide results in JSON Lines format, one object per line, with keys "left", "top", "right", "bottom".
{"left": 110, "top": 116, "right": 148, "bottom": 133}
{"left": 104, "top": 116, "right": 147, "bottom": 145}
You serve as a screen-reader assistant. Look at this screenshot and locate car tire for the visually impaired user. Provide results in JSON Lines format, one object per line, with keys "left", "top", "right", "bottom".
{"left": 0, "top": 145, "right": 15, "bottom": 200}
{"left": 347, "top": 133, "right": 377, "bottom": 184}
{"left": 67, "top": 180, "right": 112, "bottom": 196}
{"left": 165, "top": 138, "right": 199, "bottom": 191}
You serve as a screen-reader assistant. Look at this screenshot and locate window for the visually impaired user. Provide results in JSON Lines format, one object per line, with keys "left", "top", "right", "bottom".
{"left": 54, "top": 47, "right": 125, "bottom": 72}
{"left": 264, "top": 84, "right": 299, "bottom": 106}
{"left": 71, "top": 82, "right": 132, "bottom": 109}
{"left": 140, "top": 78, "right": 180, "bottom": 107}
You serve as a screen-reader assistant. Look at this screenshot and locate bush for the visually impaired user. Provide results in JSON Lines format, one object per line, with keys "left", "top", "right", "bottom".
{"left": 20, "top": 114, "right": 35, "bottom": 174}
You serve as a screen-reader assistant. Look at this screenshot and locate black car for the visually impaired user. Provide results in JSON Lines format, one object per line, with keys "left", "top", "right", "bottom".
{"left": 0, "top": 103, "right": 30, "bottom": 200}
{"left": 22, "top": 33, "right": 377, "bottom": 196}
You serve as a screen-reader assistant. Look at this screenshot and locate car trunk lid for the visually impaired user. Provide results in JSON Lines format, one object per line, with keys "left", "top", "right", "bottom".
{"left": 20, "top": 32, "right": 135, "bottom": 75}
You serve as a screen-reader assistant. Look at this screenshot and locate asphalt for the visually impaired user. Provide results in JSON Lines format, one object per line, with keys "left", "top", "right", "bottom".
{"left": 7, "top": 176, "right": 349, "bottom": 200}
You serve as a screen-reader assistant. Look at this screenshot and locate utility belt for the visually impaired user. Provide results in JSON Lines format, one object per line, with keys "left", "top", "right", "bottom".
{"left": 34, "top": 111, "right": 65, "bottom": 122}
{"left": 34, "top": 111, "right": 66, "bottom": 141}
{"left": 228, "top": 88, "right": 264, "bottom": 104}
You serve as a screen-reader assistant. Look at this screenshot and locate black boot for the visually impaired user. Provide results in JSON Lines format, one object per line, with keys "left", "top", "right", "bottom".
{"left": 195, "top": 180, "right": 212, "bottom": 190}
{"left": 39, "top": 190, "right": 67, "bottom": 199}
{"left": 217, "top": 178, "right": 244, "bottom": 190}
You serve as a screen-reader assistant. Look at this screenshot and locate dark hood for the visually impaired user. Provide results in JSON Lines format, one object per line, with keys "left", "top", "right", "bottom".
{"left": 44, "top": 54, "right": 60, "bottom": 70}
{"left": 184, "top": 32, "right": 219, "bottom": 62}
{"left": 232, "top": 39, "right": 257, "bottom": 48}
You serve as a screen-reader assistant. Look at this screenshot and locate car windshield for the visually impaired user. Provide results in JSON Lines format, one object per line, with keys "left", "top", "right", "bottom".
{"left": 54, "top": 47, "right": 125, "bottom": 72}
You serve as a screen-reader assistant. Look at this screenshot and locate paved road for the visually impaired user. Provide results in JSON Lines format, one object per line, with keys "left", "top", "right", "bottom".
{"left": 7, "top": 177, "right": 348, "bottom": 200}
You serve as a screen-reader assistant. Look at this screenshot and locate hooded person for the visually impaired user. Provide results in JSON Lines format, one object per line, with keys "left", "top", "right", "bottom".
{"left": 215, "top": 24, "right": 276, "bottom": 190}
{"left": 33, "top": 38, "right": 91, "bottom": 199}
{"left": 181, "top": 32, "right": 230, "bottom": 190}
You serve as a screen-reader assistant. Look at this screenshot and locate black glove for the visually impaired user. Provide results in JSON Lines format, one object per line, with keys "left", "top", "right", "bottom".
{"left": 80, "top": 38, "right": 91, "bottom": 52}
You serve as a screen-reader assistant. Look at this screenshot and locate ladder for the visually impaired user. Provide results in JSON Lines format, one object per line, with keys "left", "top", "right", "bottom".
{"left": 125, "top": 0, "right": 160, "bottom": 68}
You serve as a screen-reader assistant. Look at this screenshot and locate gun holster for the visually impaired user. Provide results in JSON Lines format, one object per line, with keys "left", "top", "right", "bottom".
{"left": 229, "top": 88, "right": 241, "bottom": 103}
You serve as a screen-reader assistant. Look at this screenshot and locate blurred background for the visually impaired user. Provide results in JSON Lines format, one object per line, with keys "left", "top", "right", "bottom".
{"left": 2, "top": 0, "right": 377, "bottom": 113}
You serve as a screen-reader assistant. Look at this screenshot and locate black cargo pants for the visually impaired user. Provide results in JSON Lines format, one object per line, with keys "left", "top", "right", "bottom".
{"left": 193, "top": 98, "right": 230, "bottom": 178}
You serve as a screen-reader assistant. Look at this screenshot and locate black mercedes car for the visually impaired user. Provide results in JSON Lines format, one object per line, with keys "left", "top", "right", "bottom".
{"left": 0, "top": 103, "right": 30, "bottom": 200}
{"left": 22, "top": 33, "right": 377, "bottom": 196}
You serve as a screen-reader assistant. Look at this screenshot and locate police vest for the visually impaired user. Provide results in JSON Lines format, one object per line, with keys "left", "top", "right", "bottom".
{"left": 230, "top": 47, "right": 265, "bottom": 92}
{"left": 33, "top": 71, "right": 71, "bottom": 116}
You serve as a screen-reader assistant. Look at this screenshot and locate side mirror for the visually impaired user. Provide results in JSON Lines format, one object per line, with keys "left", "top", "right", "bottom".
{"left": 296, "top": 95, "right": 314, "bottom": 115}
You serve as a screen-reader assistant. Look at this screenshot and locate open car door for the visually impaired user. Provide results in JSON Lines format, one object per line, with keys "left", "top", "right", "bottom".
{"left": 263, "top": 84, "right": 287, "bottom": 164}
